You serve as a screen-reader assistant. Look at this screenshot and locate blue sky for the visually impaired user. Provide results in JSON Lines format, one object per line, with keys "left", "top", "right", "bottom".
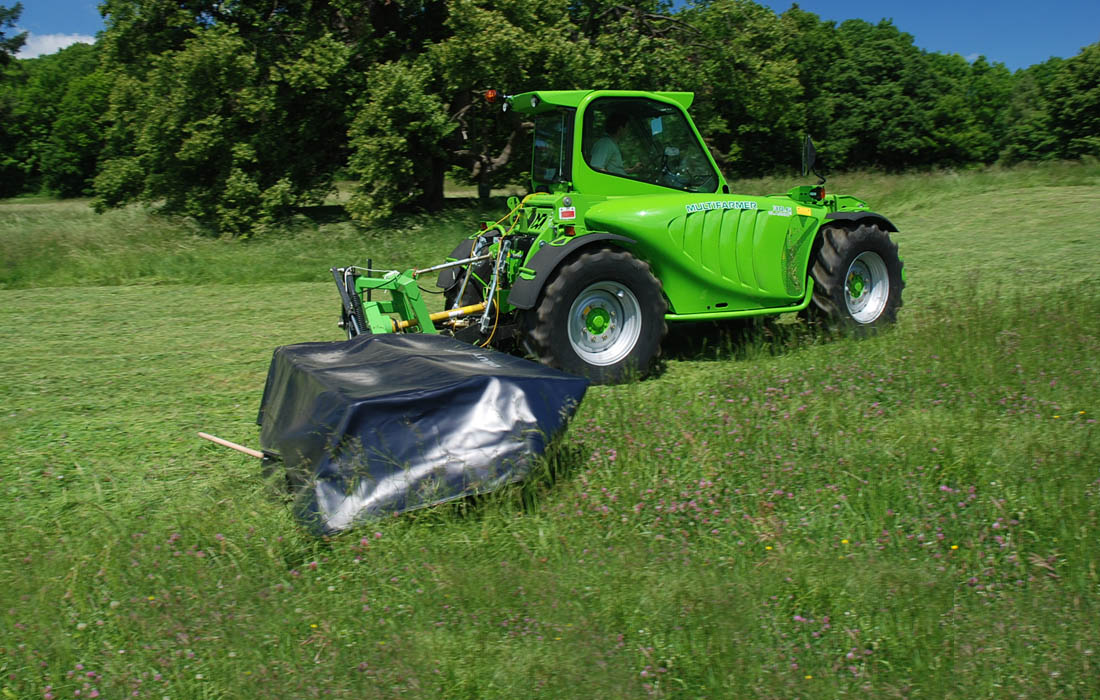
{"left": 14, "top": 0, "right": 1100, "bottom": 70}
{"left": 760, "top": 0, "right": 1100, "bottom": 71}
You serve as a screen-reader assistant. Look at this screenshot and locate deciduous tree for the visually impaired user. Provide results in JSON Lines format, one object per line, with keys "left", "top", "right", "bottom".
{"left": 0, "top": 2, "right": 25, "bottom": 65}
{"left": 1048, "top": 41, "right": 1100, "bottom": 158}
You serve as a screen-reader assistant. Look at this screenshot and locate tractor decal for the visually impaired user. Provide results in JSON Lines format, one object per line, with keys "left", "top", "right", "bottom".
{"left": 685, "top": 200, "right": 758, "bottom": 213}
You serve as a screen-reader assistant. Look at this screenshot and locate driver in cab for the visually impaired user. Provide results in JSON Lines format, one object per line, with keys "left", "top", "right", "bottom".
{"left": 590, "top": 112, "right": 642, "bottom": 176}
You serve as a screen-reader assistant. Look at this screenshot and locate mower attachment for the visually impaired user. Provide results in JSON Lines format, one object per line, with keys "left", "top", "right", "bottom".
{"left": 257, "top": 333, "right": 589, "bottom": 534}
{"left": 333, "top": 254, "right": 494, "bottom": 337}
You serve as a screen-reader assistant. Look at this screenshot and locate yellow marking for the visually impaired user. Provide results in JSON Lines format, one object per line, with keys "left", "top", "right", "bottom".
{"left": 796, "top": 206, "right": 813, "bottom": 216}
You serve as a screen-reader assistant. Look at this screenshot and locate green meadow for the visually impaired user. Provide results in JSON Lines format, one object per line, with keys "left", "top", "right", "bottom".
{"left": 1, "top": 162, "right": 1097, "bottom": 698}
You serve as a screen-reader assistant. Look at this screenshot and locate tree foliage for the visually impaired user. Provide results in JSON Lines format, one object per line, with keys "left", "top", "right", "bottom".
{"left": 346, "top": 59, "right": 454, "bottom": 222}
{"left": 0, "top": 2, "right": 25, "bottom": 193}
{"left": 93, "top": 0, "right": 362, "bottom": 234}
{"left": 0, "top": 43, "right": 107, "bottom": 196}
{"left": 0, "top": 2, "right": 24, "bottom": 65}
{"left": 1047, "top": 42, "right": 1100, "bottom": 159}
{"left": 2, "top": 0, "right": 1099, "bottom": 234}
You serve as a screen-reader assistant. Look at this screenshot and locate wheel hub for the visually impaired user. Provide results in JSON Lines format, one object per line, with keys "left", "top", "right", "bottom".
{"left": 568, "top": 282, "right": 642, "bottom": 366}
{"left": 847, "top": 272, "right": 865, "bottom": 298}
{"left": 584, "top": 306, "right": 611, "bottom": 335}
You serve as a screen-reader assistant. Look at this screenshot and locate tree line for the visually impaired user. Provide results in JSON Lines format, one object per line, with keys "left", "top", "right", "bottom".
{"left": 1, "top": 0, "right": 1098, "bottom": 235}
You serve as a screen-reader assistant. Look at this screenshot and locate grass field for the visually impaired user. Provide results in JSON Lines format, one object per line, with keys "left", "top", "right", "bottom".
{"left": 1, "top": 163, "right": 1098, "bottom": 698}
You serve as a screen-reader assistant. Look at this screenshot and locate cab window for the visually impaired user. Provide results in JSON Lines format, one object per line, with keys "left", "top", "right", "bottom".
{"left": 532, "top": 107, "right": 575, "bottom": 191}
{"left": 582, "top": 97, "right": 718, "bottom": 193}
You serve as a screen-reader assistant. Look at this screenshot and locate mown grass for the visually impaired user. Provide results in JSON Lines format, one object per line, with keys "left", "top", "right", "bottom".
{"left": 1, "top": 163, "right": 1098, "bottom": 698}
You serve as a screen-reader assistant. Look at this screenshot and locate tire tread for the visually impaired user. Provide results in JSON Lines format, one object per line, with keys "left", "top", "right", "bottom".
{"left": 808, "top": 223, "right": 904, "bottom": 329}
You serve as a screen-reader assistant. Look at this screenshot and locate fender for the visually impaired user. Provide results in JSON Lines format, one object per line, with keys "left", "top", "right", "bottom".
{"left": 508, "top": 233, "right": 636, "bottom": 310}
{"left": 825, "top": 211, "right": 898, "bottom": 232}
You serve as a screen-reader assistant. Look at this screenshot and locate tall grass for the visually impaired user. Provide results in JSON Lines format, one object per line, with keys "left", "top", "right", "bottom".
{"left": 0, "top": 164, "right": 1097, "bottom": 698}
{"left": 3, "top": 159, "right": 1099, "bottom": 293}
{"left": 0, "top": 196, "right": 499, "bottom": 290}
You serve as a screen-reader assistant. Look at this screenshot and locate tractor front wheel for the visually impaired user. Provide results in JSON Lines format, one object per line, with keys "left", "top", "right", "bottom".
{"left": 526, "top": 247, "right": 667, "bottom": 384}
{"left": 808, "top": 223, "right": 904, "bottom": 330}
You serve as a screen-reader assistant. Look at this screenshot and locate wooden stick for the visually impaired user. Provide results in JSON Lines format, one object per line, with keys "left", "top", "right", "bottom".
{"left": 198, "top": 432, "right": 264, "bottom": 459}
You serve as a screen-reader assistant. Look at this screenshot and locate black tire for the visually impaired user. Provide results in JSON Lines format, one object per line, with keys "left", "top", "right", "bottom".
{"left": 808, "top": 223, "right": 904, "bottom": 331}
{"left": 444, "top": 276, "right": 485, "bottom": 311}
{"left": 525, "top": 246, "right": 667, "bottom": 384}
{"left": 444, "top": 255, "right": 493, "bottom": 309}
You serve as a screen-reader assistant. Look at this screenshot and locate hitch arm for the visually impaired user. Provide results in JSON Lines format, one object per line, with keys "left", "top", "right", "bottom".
{"left": 395, "top": 302, "right": 488, "bottom": 331}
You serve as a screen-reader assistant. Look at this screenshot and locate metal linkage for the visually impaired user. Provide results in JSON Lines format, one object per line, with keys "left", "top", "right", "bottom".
{"left": 479, "top": 237, "right": 512, "bottom": 334}
{"left": 452, "top": 234, "right": 493, "bottom": 311}
{"left": 413, "top": 254, "right": 492, "bottom": 279}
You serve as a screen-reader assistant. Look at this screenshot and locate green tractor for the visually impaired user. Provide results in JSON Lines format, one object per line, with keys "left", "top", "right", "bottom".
{"left": 333, "top": 89, "right": 904, "bottom": 384}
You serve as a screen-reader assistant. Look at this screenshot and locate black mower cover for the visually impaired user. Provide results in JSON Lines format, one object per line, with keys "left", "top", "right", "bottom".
{"left": 257, "top": 334, "right": 589, "bottom": 534}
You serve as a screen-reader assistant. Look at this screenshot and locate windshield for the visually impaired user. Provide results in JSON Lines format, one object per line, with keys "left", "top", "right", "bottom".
{"left": 531, "top": 108, "right": 575, "bottom": 191}
{"left": 583, "top": 97, "right": 718, "bottom": 193}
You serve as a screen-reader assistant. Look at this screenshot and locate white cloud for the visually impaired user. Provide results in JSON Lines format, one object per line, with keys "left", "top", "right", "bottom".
{"left": 16, "top": 32, "right": 96, "bottom": 59}
{"left": 964, "top": 53, "right": 981, "bottom": 63}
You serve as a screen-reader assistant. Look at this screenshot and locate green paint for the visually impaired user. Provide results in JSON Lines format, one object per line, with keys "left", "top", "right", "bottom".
{"left": 355, "top": 269, "right": 437, "bottom": 334}
{"left": 585, "top": 307, "right": 610, "bottom": 334}
{"left": 848, "top": 272, "right": 865, "bottom": 298}
{"left": 663, "top": 280, "right": 815, "bottom": 321}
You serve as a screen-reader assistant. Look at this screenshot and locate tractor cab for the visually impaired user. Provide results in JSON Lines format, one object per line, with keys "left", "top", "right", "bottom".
{"left": 511, "top": 90, "right": 727, "bottom": 197}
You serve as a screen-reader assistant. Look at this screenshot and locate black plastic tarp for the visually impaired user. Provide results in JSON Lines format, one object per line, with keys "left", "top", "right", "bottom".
{"left": 257, "top": 333, "right": 589, "bottom": 534}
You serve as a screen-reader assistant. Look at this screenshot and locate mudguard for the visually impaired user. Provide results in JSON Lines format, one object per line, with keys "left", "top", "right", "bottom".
{"left": 825, "top": 211, "right": 898, "bottom": 232}
{"left": 507, "top": 233, "right": 636, "bottom": 310}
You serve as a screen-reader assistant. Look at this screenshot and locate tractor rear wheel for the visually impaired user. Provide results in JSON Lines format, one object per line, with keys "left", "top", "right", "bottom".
{"left": 808, "top": 223, "right": 904, "bottom": 330}
{"left": 526, "top": 247, "right": 667, "bottom": 384}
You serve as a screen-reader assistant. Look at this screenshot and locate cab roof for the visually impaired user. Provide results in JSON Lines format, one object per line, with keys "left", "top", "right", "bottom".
{"left": 507, "top": 90, "right": 695, "bottom": 115}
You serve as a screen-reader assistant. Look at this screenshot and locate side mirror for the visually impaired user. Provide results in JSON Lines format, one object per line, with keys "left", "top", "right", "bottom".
{"left": 801, "top": 135, "right": 817, "bottom": 178}
{"left": 801, "top": 135, "right": 826, "bottom": 185}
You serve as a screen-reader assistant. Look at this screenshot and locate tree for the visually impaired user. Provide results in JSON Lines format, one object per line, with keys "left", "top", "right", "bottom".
{"left": 921, "top": 53, "right": 1013, "bottom": 167}
{"left": 681, "top": 0, "right": 803, "bottom": 176}
{"left": 999, "top": 58, "right": 1063, "bottom": 164}
{"left": 347, "top": 0, "right": 592, "bottom": 218}
{"left": 0, "top": 43, "right": 109, "bottom": 196}
{"left": 345, "top": 59, "right": 455, "bottom": 221}
{"left": 778, "top": 5, "right": 844, "bottom": 151}
{"left": 40, "top": 67, "right": 112, "bottom": 196}
{"left": 96, "top": 26, "right": 354, "bottom": 234}
{"left": 0, "top": 2, "right": 26, "bottom": 193}
{"left": 816, "top": 20, "right": 939, "bottom": 169}
{"left": 787, "top": 18, "right": 1012, "bottom": 171}
{"left": 94, "top": 0, "right": 456, "bottom": 234}
{"left": 960, "top": 56, "right": 1014, "bottom": 162}
{"left": 81, "top": 0, "right": 1098, "bottom": 233}
{"left": 0, "top": 2, "right": 25, "bottom": 65}
{"left": 1048, "top": 42, "right": 1100, "bottom": 158}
